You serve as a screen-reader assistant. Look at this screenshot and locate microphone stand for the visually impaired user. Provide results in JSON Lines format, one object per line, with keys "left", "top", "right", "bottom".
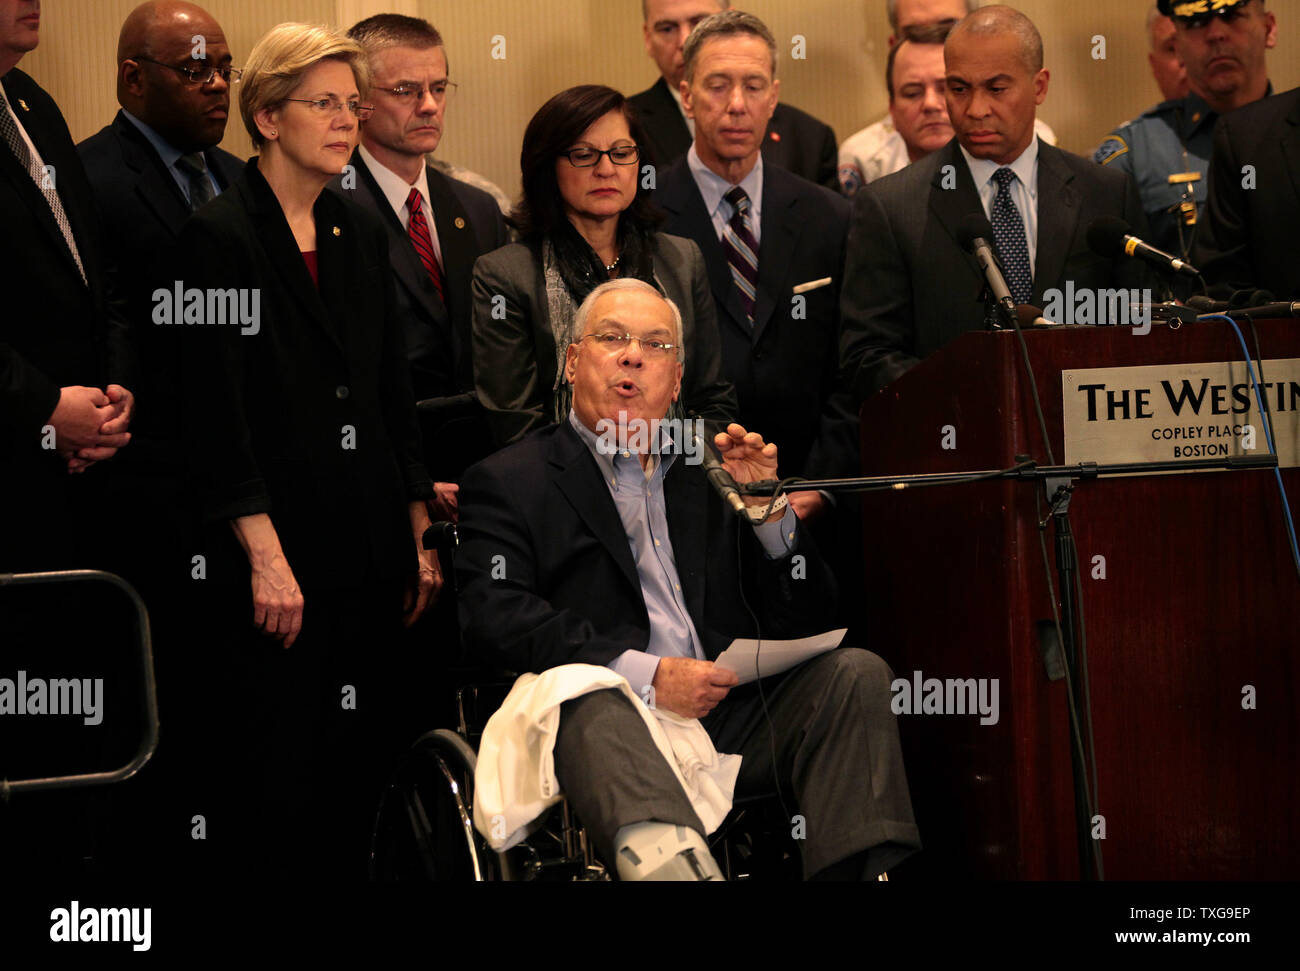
{"left": 741, "top": 452, "right": 1280, "bottom": 879}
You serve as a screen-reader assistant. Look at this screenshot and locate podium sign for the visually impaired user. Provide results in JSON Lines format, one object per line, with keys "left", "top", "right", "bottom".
{"left": 1063, "top": 358, "right": 1300, "bottom": 469}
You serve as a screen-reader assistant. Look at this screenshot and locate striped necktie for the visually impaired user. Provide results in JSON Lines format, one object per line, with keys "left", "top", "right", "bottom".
{"left": 0, "top": 85, "right": 86, "bottom": 284}
{"left": 991, "top": 167, "right": 1032, "bottom": 306}
{"left": 406, "top": 187, "right": 445, "bottom": 303}
{"left": 722, "top": 185, "right": 759, "bottom": 324}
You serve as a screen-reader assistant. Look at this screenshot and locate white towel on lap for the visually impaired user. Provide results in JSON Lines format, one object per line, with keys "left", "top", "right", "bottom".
{"left": 473, "top": 664, "right": 742, "bottom": 851}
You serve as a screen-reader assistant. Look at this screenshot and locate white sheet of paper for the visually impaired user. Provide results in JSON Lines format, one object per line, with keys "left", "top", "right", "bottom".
{"left": 713, "top": 629, "right": 848, "bottom": 684}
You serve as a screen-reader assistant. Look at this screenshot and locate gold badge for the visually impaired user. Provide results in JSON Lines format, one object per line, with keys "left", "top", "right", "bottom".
{"left": 454, "top": 217, "right": 466, "bottom": 229}
{"left": 17, "top": 98, "right": 29, "bottom": 111}
{"left": 332, "top": 226, "right": 341, "bottom": 236}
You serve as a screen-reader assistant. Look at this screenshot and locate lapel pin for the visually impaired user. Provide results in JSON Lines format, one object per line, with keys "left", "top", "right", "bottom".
{"left": 768, "top": 131, "right": 780, "bottom": 142}
{"left": 332, "top": 226, "right": 341, "bottom": 236}
{"left": 454, "top": 217, "right": 465, "bottom": 229}
{"left": 18, "top": 98, "right": 29, "bottom": 111}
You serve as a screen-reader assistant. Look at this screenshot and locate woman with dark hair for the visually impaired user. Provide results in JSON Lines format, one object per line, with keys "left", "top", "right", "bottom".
{"left": 470, "top": 84, "right": 735, "bottom": 445}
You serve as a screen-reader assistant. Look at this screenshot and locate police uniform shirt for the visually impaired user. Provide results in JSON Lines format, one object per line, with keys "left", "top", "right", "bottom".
{"left": 1094, "top": 91, "right": 1220, "bottom": 260}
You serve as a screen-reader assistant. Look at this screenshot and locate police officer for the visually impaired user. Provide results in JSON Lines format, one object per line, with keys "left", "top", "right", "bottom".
{"left": 1094, "top": 0, "right": 1278, "bottom": 290}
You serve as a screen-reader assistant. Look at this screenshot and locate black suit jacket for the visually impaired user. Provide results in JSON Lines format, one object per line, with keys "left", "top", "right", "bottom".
{"left": 1194, "top": 87, "right": 1300, "bottom": 300}
{"left": 0, "top": 68, "right": 129, "bottom": 570}
{"left": 456, "top": 420, "right": 837, "bottom": 675}
{"left": 840, "top": 138, "right": 1154, "bottom": 400}
{"left": 177, "top": 158, "right": 433, "bottom": 589}
{"left": 76, "top": 110, "right": 242, "bottom": 465}
{"left": 329, "top": 150, "right": 508, "bottom": 480}
{"left": 629, "top": 77, "right": 839, "bottom": 192}
{"left": 654, "top": 158, "right": 858, "bottom": 480}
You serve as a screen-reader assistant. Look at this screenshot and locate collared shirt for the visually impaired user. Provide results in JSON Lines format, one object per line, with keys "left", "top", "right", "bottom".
{"left": 359, "top": 141, "right": 443, "bottom": 267}
{"left": 961, "top": 135, "right": 1040, "bottom": 271}
{"left": 120, "top": 108, "right": 220, "bottom": 205}
{"left": 668, "top": 80, "right": 695, "bottom": 138}
{"left": 838, "top": 115, "right": 1059, "bottom": 197}
{"left": 686, "top": 143, "right": 764, "bottom": 246}
{"left": 1093, "top": 90, "right": 1236, "bottom": 260}
{"left": 568, "top": 410, "right": 798, "bottom": 698}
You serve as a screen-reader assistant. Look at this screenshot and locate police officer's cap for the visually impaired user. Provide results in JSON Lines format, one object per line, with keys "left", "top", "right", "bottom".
{"left": 1158, "top": 0, "right": 1253, "bottom": 23}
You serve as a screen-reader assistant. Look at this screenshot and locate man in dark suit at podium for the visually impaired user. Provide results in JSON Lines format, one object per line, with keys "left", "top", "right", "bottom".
{"left": 840, "top": 4, "right": 1151, "bottom": 402}
{"left": 1195, "top": 85, "right": 1300, "bottom": 300}
{"left": 333, "top": 13, "right": 507, "bottom": 491}
{"left": 631, "top": 0, "right": 839, "bottom": 192}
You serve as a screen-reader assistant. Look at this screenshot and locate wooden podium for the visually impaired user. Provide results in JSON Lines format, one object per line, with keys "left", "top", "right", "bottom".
{"left": 858, "top": 318, "right": 1300, "bottom": 879}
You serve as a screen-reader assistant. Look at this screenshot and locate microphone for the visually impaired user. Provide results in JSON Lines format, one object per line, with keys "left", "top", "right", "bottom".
{"left": 1087, "top": 216, "right": 1200, "bottom": 278}
{"left": 690, "top": 425, "right": 748, "bottom": 520}
{"left": 957, "top": 214, "right": 1016, "bottom": 325}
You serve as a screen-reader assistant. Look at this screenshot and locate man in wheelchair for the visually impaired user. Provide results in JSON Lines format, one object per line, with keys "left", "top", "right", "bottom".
{"left": 456, "top": 278, "right": 920, "bottom": 880}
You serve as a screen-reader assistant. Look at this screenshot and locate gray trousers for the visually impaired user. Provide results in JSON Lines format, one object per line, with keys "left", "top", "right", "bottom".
{"left": 552, "top": 647, "right": 921, "bottom": 879}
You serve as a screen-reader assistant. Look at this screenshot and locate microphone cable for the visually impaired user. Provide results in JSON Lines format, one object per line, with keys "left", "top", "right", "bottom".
{"left": 1197, "top": 314, "right": 1300, "bottom": 582}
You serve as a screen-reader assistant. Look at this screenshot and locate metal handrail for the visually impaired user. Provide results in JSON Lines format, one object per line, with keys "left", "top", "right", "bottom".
{"left": 0, "top": 569, "right": 159, "bottom": 800}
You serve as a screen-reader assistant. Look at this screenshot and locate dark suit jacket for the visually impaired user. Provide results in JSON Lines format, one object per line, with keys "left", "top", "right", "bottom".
{"left": 0, "top": 68, "right": 129, "bottom": 570}
{"left": 456, "top": 420, "right": 837, "bottom": 675}
{"left": 840, "top": 137, "right": 1154, "bottom": 400}
{"left": 329, "top": 150, "right": 508, "bottom": 480}
{"left": 654, "top": 158, "right": 858, "bottom": 481}
{"left": 177, "top": 157, "right": 433, "bottom": 589}
{"left": 76, "top": 110, "right": 242, "bottom": 467}
{"left": 1194, "top": 87, "right": 1300, "bottom": 300}
{"left": 629, "top": 77, "right": 839, "bottom": 192}
{"left": 470, "top": 232, "right": 738, "bottom": 447}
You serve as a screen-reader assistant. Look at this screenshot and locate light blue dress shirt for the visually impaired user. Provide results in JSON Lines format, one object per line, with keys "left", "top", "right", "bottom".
{"left": 121, "top": 109, "right": 221, "bottom": 206}
{"left": 568, "top": 411, "right": 797, "bottom": 698}
{"left": 686, "top": 144, "right": 764, "bottom": 246}
{"left": 960, "top": 136, "right": 1040, "bottom": 271}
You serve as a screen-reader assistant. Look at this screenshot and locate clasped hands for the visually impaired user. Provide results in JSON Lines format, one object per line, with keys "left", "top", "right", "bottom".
{"left": 48, "top": 383, "right": 135, "bottom": 473}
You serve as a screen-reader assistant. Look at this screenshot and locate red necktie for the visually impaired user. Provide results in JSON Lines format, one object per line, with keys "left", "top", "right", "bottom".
{"left": 406, "top": 187, "right": 445, "bottom": 302}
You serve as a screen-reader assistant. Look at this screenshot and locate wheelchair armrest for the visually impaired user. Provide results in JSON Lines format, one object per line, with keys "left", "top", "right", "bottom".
{"left": 422, "top": 520, "right": 458, "bottom": 554}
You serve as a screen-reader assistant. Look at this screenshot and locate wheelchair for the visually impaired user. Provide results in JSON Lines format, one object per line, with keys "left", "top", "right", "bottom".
{"left": 367, "top": 521, "right": 801, "bottom": 882}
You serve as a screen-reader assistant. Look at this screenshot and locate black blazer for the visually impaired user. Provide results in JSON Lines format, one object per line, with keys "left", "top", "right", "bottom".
{"left": 0, "top": 68, "right": 129, "bottom": 569}
{"left": 329, "top": 151, "right": 508, "bottom": 480}
{"left": 177, "top": 158, "right": 433, "bottom": 589}
{"left": 470, "top": 232, "right": 737, "bottom": 447}
{"left": 839, "top": 137, "right": 1154, "bottom": 400}
{"left": 629, "top": 77, "right": 839, "bottom": 192}
{"left": 653, "top": 158, "right": 859, "bottom": 481}
{"left": 455, "top": 420, "right": 837, "bottom": 675}
{"left": 76, "top": 110, "right": 243, "bottom": 464}
{"left": 1194, "top": 87, "right": 1300, "bottom": 300}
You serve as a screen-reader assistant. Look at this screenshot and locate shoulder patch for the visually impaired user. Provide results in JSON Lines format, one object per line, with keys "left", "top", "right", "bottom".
{"left": 1093, "top": 136, "right": 1128, "bottom": 166}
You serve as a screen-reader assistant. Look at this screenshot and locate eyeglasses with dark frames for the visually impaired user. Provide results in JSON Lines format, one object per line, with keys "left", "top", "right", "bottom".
{"left": 561, "top": 145, "right": 641, "bottom": 168}
{"left": 130, "top": 55, "right": 242, "bottom": 85}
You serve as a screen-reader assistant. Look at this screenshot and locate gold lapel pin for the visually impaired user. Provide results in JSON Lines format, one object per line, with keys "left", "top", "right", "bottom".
{"left": 332, "top": 226, "right": 341, "bottom": 236}
{"left": 18, "top": 98, "right": 30, "bottom": 111}
{"left": 454, "top": 217, "right": 465, "bottom": 229}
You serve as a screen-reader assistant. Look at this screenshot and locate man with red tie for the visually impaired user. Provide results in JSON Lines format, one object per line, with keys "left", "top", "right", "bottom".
{"left": 331, "top": 13, "right": 507, "bottom": 498}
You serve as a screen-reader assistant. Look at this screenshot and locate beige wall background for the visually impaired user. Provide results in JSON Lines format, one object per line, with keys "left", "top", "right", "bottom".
{"left": 21, "top": 0, "right": 1300, "bottom": 202}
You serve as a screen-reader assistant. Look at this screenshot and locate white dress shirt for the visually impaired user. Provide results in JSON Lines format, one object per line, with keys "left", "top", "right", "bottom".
{"left": 359, "top": 142, "right": 443, "bottom": 268}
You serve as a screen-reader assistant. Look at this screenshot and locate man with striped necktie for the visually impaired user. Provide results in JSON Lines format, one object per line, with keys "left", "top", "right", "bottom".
{"left": 652, "top": 9, "right": 857, "bottom": 526}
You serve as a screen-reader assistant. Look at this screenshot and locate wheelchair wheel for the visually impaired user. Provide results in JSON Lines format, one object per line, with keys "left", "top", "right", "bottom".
{"left": 369, "top": 728, "right": 508, "bottom": 881}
